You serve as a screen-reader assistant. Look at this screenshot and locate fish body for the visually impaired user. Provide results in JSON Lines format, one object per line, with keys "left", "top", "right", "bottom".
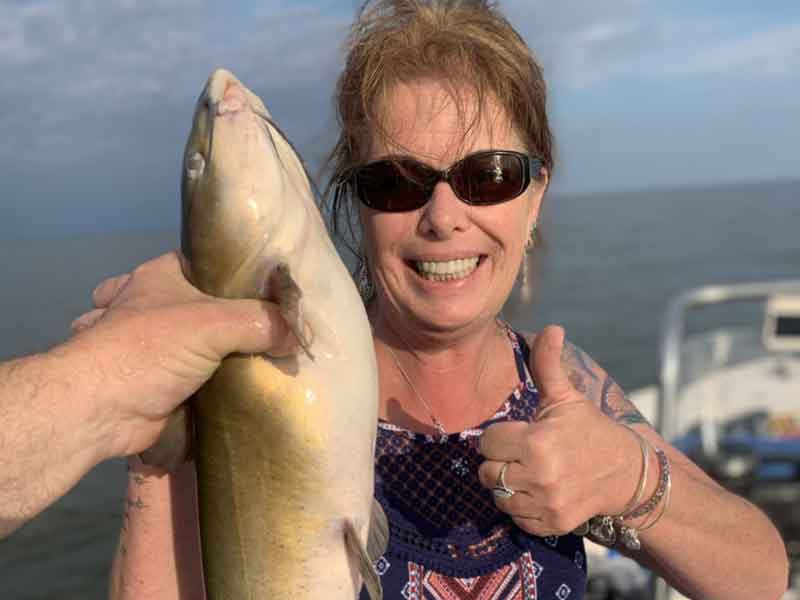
{"left": 179, "top": 69, "right": 381, "bottom": 599}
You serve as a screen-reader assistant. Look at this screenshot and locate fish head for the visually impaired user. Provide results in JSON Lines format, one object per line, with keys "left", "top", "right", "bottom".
{"left": 181, "top": 68, "right": 313, "bottom": 297}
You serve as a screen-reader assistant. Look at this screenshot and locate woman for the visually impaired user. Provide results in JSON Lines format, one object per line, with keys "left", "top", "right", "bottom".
{"left": 109, "top": 1, "right": 788, "bottom": 598}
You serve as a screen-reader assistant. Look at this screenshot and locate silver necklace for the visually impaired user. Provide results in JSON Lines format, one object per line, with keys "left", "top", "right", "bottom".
{"left": 386, "top": 344, "right": 450, "bottom": 440}
{"left": 384, "top": 327, "right": 500, "bottom": 441}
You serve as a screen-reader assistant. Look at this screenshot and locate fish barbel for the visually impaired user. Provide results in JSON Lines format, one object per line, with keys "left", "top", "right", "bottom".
{"left": 167, "top": 68, "right": 384, "bottom": 599}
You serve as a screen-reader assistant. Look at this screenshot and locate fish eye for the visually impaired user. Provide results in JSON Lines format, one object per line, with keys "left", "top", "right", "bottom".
{"left": 185, "top": 152, "right": 206, "bottom": 180}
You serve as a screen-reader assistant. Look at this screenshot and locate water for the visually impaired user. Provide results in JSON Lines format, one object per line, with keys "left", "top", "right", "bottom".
{"left": 0, "top": 179, "right": 797, "bottom": 598}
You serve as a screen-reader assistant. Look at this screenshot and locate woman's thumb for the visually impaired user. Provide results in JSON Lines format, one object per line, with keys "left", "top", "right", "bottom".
{"left": 530, "top": 325, "right": 579, "bottom": 418}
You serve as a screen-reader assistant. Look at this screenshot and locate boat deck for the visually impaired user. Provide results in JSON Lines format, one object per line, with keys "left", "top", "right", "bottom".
{"left": 630, "top": 354, "right": 800, "bottom": 437}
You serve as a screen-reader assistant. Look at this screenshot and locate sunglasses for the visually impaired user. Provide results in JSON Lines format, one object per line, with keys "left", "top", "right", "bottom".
{"left": 344, "top": 150, "right": 544, "bottom": 212}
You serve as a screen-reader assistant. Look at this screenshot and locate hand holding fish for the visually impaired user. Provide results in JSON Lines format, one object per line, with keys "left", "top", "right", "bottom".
{"left": 478, "top": 325, "right": 644, "bottom": 537}
{"left": 68, "top": 250, "right": 300, "bottom": 460}
{"left": 0, "top": 251, "right": 297, "bottom": 540}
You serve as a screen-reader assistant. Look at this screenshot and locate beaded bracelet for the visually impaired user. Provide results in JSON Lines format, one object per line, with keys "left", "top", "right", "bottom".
{"left": 638, "top": 465, "right": 672, "bottom": 532}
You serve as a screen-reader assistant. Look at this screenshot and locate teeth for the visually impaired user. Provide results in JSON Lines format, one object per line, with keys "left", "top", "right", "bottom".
{"left": 415, "top": 257, "right": 480, "bottom": 281}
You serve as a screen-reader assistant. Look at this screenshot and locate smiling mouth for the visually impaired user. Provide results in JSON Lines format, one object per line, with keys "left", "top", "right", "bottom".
{"left": 411, "top": 257, "right": 482, "bottom": 281}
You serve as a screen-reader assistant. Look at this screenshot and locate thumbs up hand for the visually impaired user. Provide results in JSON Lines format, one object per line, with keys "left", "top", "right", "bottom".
{"left": 478, "top": 325, "right": 642, "bottom": 537}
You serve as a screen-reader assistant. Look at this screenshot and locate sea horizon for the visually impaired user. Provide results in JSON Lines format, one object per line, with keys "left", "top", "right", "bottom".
{"left": 0, "top": 176, "right": 798, "bottom": 598}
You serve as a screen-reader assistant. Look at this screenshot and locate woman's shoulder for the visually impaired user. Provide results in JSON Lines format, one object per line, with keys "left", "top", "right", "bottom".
{"left": 518, "top": 328, "right": 649, "bottom": 426}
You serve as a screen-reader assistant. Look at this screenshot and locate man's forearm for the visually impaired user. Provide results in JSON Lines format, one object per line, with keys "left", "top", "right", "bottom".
{"left": 0, "top": 344, "right": 113, "bottom": 538}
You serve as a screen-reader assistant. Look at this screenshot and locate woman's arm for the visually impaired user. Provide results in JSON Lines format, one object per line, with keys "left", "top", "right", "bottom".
{"left": 560, "top": 335, "right": 789, "bottom": 600}
{"left": 109, "top": 458, "right": 204, "bottom": 600}
{"left": 480, "top": 326, "right": 787, "bottom": 600}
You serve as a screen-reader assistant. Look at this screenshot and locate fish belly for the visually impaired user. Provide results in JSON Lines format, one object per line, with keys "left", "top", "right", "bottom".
{"left": 195, "top": 355, "right": 367, "bottom": 599}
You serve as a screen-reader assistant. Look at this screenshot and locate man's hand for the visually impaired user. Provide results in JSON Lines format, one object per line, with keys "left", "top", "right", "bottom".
{"left": 66, "top": 251, "right": 298, "bottom": 460}
{"left": 478, "top": 325, "right": 642, "bottom": 536}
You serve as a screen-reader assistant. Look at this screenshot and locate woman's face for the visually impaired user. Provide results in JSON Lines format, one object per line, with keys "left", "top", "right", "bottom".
{"left": 360, "top": 79, "right": 547, "bottom": 336}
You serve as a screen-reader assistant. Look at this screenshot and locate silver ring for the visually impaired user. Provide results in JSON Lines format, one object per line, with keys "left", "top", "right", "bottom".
{"left": 492, "top": 461, "right": 515, "bottom": 499}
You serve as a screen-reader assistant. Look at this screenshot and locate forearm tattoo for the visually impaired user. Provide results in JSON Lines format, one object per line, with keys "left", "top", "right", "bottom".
{"left": 118, "top": 464, "right": 149, "bottom": 560}
{"left": 600, "top": 374, "right": 648, "bottom": 426}
{"left": 561, "top": 340, "right": 649, "bottom": 426}
{"left": 561, "top": 341, "right": 599, "bottom": 396}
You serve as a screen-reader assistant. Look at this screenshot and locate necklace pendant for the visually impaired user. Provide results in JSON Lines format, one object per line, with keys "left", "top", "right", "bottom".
{"left": 433, "top": 419, "right": 448, "bottom": 443}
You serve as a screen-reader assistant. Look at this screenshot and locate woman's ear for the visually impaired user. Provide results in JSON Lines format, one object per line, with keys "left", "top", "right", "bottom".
{"left": 526, "top": 166, "right": 549, "bottom": 232}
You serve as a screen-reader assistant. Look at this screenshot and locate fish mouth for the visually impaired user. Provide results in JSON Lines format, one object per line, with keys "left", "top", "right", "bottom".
{"left": 199, "top": 73, "right": 254, "bottom": 166}
{"left": 216, "top": 80, "right": 249, "bottom": 116}
{"left": 409, "top": 256, "right": 484, "bottom": 281}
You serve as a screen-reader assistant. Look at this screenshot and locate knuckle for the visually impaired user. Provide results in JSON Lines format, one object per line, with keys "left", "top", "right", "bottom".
{"left": 477, "top": 462, "right": 493, "bottom": 488}
{"left": 533, "top": 489, "right": 560, "bottom": 521}
{"left": 477, "top": 428, "right": 491, "bottom": 455}
{"left": 546, "top": 487, "right": 567, "bottom": 512}
{"left": 550, "top": 513, "right": 574, "bottom": 536}
{"left": 131, "top": 262, "right": 152, "bottom": 280}
{"left": 505, "top": 493, "right": 526, "bottom": 514}
{"left": 521, "top": 435, "right": 540, "bottom": 462}
{"left": 538, "top": 467, "right": 560, "bottom": 489}
{"left": 511, "top": 516, "right": 535, "bottom": 534}
{"left": 513, "top": 516, "right": 548, "bottom": 537}
{"left": 541, "top": 496, "right": 575, "bottom": 535}
{"left": 92, "top": 278, "right": 114, "bottom": 301}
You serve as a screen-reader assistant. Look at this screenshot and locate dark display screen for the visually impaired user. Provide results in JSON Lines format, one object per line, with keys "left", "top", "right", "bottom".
{"left": 775, "top": 316, "right": 800, "bottom": 337}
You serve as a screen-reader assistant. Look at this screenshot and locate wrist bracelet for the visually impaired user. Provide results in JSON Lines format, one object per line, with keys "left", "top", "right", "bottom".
{"left": 585, "top": 448, "right": 671, "bottom": 550}
{"left": 638, "top": 467, "right": 672, "bottom": 532}
{"left": 624, "top": 448, "right": 669, "bottom": 520}
{"left": 571, "top": 425, "right": 648, "bottom": 539}
{"left": 616, "top": 449, "right": 671, "bottom": 549}
{"left": 618, "top": 425, "right": 649, "bottom": 517}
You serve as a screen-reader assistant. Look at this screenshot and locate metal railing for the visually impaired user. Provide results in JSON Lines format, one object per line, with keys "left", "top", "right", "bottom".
{"left": 654, "top": 279, "right": 800, "bottom": 600}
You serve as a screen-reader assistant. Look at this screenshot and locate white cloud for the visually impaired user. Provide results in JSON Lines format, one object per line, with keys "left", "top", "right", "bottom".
{"left": 656, "top": 22, "right": 800, "bottom": 80}
{"left": 0, "top": 0, "right": 349, "bottom": 167}
{"left": 571, "top": 20, "right": 642, "bottom": 46}
{"left": 504, "top": 2, "right": 800, "bottom": 89}
{"left": 0, "top": 0, "right": 347, "bottom": 95}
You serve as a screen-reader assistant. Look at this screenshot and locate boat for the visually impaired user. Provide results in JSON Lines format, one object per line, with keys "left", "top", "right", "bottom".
{"left": 586, "top": 279, "right": 800, "bottom": 600}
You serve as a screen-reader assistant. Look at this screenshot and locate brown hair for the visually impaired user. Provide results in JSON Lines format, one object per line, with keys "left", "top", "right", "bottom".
{"left": 324, "top": 0, "right": 554, "bottom": 254}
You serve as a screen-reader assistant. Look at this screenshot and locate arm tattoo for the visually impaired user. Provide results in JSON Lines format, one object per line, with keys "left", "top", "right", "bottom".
{"left": 117, "top": 466, "right": 149, "bottom": 561}
{"left": 559, "top": 338, "right": 651, "bottom": 427}
{"left": 570, "top": 343, "right": 599, "bottom": 381}
{"left": 601, "top": 374, "right": 649, "bottom": 426}
{"left": 561, "top": 341, "right": 599, "bottom": 397}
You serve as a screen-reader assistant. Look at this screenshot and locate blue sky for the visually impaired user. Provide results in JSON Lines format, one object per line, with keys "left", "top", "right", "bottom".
{"left": 1, "top": 0, "right": 798, "bottom": 239}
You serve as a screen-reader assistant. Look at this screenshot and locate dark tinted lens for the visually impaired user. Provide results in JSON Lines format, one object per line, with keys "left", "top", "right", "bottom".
{"left": 452, "top": 152, "right": 525, "bottom": 205}
{"left": 353, "top": 160, "right": 432, "bottom": 212}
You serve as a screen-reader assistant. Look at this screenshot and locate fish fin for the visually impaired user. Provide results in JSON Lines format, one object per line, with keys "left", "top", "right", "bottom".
{"left": 269, "top": 262, "right": 315, "bottom": 361}
{"left": 367, "top": 499, "right": 389, "bottom": 563}
{"left": 138, "top": 404, "right": 193, "bottom": 470}
{"left": 344, "top": 519, "right": 383, "bottom": 600}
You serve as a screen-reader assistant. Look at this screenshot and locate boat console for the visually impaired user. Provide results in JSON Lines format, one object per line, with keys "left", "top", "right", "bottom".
{"left": 764, "top": 295, "right": 800, "bottom": 353}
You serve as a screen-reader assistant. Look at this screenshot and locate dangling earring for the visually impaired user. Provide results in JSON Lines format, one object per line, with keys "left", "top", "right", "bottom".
{"left": 519, "top": 224, "right": 537, "bottom": 304}
{"left": 526, "top": 224, "right": 538, "bottom": 248}
{"left": 356, "top": 254, "right": 374, "bottom": 302}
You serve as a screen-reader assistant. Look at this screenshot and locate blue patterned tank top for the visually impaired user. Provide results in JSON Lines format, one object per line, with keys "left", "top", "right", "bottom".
{"left": 360, "top": 329, "right": 586, "bottom": 600}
